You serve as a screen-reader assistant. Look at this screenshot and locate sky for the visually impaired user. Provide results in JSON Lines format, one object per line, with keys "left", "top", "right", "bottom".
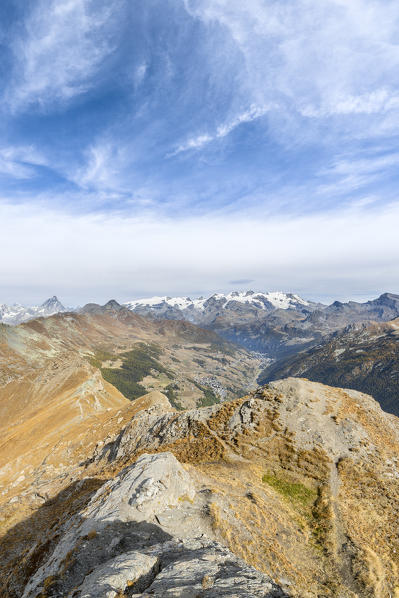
{"left": 1, "top": 0, "right": 399, "bottom": 306}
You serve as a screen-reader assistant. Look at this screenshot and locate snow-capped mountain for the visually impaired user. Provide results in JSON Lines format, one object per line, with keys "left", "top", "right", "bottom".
{"left": 0, "top": 296, "right": 68, "bottom": 325}
{"left": 124, "top": 290, "right": 315, "bottom": 324}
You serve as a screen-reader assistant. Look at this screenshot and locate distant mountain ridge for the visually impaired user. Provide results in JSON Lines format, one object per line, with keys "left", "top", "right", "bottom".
{"left": 124, "top": 290, "right": 399, "bottom": 357}
{"left": 124, "top": 290, "right": 322, "bottom": 326}
{"left": 3, "top": 291, "right": 399, "bottom": 359}
{"left": 0, "top": 290, "right": 319, "bottom": 329}
{"left": 124, "top": 290, "right": 315, "bottom": 320}
{"left": 259, "top": 316, "right": 399, "bottom": 416}
{"left": 306, "top": 292, "right": 399, "bottom": 328}
{"left": 0, "top": 295, "right": 67, "bottom": 325}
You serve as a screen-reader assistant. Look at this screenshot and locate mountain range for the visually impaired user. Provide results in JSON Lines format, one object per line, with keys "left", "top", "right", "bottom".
{"left": 124, "top": 291, "right": 399, "bottom": 356}
{"left": 2, "top": 296, "right": 399, "bottom": 595}
{"left": 3, "top": 290, "right": 399, "bottom": 417}
{"left": 4, "top": 291, "right": 399, "bottom": 357}
{"left": 0, "top": 291, "right": 314, "bottom": 327}
{"left": 124, "top": 290, "right": 316, "bottom": 319}
{"left": 0, "top": 296, "right": 67, "bottom": 325}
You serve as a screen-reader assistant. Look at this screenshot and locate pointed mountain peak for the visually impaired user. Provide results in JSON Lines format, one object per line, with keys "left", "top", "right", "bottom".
{"left": 41, "top": 296, "right": 65, "bottom": 309}
{"left": 104, "top": 299, "right": 123, "bottom": 310}
{"left": 40, "top": 296, "right": 66, "bottom": 313}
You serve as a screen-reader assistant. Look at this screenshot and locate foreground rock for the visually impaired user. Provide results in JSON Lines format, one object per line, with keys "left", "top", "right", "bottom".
{"left": 22, "top": 452, "right": 287, "bottom": 598}
{"left": 2, "top": 378, "right": 399, "bottom": 597}
{"left": 92, "top": 377, "right": 399, "bottom": 598}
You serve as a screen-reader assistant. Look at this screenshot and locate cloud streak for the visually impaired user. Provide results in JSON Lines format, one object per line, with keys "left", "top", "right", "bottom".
{"left": 183, "top": 0, "right": 399, "bottom": 141}
{"left": 0, "top": 146, "right": 47, "bottom": 179}
{"left": 171, "top": 104, "right": 271, "bottom": 155}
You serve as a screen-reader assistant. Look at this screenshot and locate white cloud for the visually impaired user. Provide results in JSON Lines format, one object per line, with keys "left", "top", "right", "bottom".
{"left": 6, "top": 0, "right": 121, "bottom": 110}
{"left": 1, "top": 198, "right": 398, "bottom": 304}
{"left": 69, "top": 139, "right": 144, "bottom": 197}
{"left": 75, "top": 143, "right": 119, "bottom": 190}
{"left": 316, "top": 151, "right": 399, "bottom": 196}
{"left": 183, "top": 0, "right": 399, "bottom": 140}
{"left": 301, "top": 89, "right": 399, "bottom": 117}
{"left": 0, "top": 146, "right": 47, "bottom": 179}
{"left": 171, "top": 104, "right": 271, "bottom": 155}
{"left": 134, "top": 63, "right": 148, "bottom": 87}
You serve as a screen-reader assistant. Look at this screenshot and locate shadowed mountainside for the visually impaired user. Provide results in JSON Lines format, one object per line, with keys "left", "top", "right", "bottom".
{"left": 259, "top": 318, "right": 399, "bottom": 416}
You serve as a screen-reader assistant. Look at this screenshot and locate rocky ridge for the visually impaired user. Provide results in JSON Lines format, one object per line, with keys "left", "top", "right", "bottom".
{"left": 2, "top": 377, "right": 399, "bottom": 597}
{"left": 21, "top": 452, "right": 286, "bottom": 598}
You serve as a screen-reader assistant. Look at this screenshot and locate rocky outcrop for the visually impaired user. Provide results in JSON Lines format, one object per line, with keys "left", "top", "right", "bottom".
{"left": 90, "top": 378, "right": 399, "bottom": 598}
{"left": 2, "top": 378, "right": 399, "bottom": 597}
{"left": 22, "top": 452, "right": 287, "bottom": 598}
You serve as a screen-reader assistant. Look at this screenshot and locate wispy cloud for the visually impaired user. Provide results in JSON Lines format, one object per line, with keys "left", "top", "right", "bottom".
{"left": 73, "top": 142, "right": 121, "bottom": 191}
{"left": 301, "top": 89, "right": 399, "bottom": 118}
{"left": 171, "top": 104, "right": 271, "bottom": 155}
{"left": 6, "top": 0, "right": 121, "bottom": 111}
{"left": 317, "top": 151, "right": 399, "bottom": 196}
{"left": 0, "top": 146, "right": 47, "bottom": 179}
{"left": 230, "top": 279, "right": 254, "bottom": 285}
{"left": 183, "top": 0, "right": 399, "bottom": 140}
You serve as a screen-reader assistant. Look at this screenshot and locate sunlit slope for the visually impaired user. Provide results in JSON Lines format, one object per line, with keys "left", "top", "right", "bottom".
{"left": 0, "top": 305, "right": 262, "bottom": 524}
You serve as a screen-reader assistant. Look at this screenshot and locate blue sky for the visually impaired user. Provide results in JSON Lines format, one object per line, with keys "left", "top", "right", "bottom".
{"left": 1, "top": 0, "right": 399, "bottom": 305}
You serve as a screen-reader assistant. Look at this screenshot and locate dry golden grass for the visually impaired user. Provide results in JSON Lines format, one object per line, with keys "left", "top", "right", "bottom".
{"left": 1, "top": 312, "right": 399, "bottom": 598}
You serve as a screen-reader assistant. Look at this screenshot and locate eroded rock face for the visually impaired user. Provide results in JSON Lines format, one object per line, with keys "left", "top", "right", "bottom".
{"left": 78, "top": 551, "right": 160, "bottom": 597}
{"left": 74, "top": 539, "right": 287, "bottom": 598}
{"left": 96, "top": 377, "right": 381, "bottom": 467}
{"left": 21, "top": 452, "right": 286, "bottom": 598}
